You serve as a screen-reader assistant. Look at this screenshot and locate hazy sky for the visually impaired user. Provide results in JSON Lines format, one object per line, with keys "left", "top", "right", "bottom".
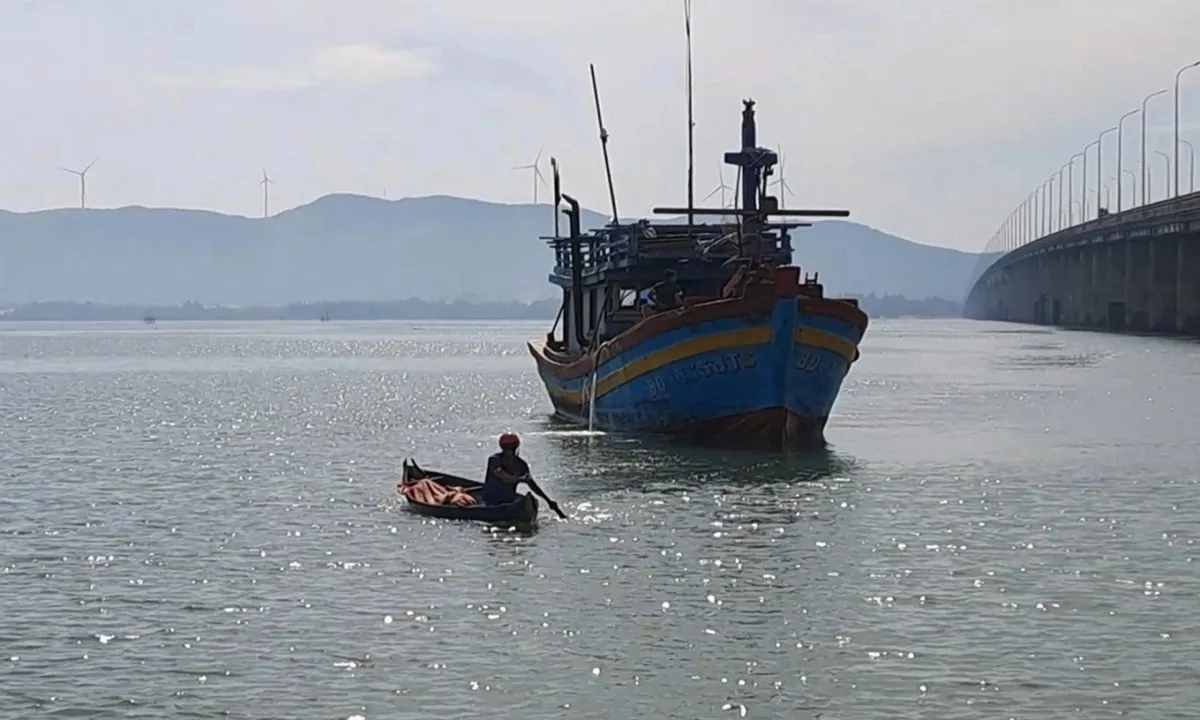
{"left": 2, "top": 0, "right": 1200, "bottom": 252}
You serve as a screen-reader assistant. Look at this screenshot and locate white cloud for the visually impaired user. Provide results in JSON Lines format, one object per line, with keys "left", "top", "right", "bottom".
{"left": 155, "top": 43, "right": 434, "bottom": 91}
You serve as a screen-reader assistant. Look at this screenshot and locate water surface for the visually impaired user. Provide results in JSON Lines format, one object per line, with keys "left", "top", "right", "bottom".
{"left": 1, "top": 319, "right": 1197, "bottom": 719}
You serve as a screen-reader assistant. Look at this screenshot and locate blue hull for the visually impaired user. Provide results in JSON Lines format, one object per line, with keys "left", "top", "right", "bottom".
{"left": 530, "top": 289, "right": 867, "bottom": 451}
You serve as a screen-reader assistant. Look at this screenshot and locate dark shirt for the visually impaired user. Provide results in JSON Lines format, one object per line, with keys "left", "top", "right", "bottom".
{"left": 482, "top": 452, "right": 530, "bottom": 505}
{"left": 649, "top": 280, "right": 682, "bottom": 309}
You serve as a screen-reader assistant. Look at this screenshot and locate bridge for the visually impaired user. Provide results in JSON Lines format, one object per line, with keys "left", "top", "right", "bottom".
{"left": 964, "top": 62, "right": 1200, "bottom": 336}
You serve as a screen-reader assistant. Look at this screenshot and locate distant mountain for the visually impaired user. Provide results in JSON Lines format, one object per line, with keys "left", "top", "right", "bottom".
{"left": 0, "top": 194, "right": 982, "bottom": 305}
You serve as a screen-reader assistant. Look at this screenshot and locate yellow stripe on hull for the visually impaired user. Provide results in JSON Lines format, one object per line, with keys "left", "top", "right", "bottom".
{"left": 794, "top": 328, "right": 860, "bottom": 364}
{"left": 538, "top": 326, "right": 859, "bottom": 407}
{"left": 542, "top": 327, "right": 770, "bottom": 406}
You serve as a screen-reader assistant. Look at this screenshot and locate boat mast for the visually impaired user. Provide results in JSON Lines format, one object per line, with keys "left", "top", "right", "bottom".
{"left": 589, "top": 64, "right": 619, "bottom": 224}
{"left": 550, "top": 157, "right": 561, "bottom": 238}
{"left": 684, "top": 0, "right": 695, "bottom": 230}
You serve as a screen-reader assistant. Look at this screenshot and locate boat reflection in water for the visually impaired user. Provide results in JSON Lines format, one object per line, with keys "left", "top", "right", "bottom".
{"left": 530, "top": 421, "right": 863, "bottom": 496}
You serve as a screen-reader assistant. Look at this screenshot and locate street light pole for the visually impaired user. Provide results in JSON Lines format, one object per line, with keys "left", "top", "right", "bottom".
{"left": 1116, "top": 109, "right": 1139, "bottom": 211}
{"left": 1142, "top": 88, "right": 1168, "bottom": 205}
{"left": 1173, "top": 61, "right": 1200, "bottom": 198}
{"left": 1035, "top": 189, "right": 1042, "bottom": 238}
{"left": 1182, "top": 138, "right": 1196, "bottom": 193}
{"left": 1082, "top": 139, "right": 1100, "bottom": 218}
{"left": 1018, "top": 196, "right": 1027, "bottom": 245}
{"left": 1096, "top": 126, "right": 1117, "bottom": 216}
{"left": 1026, "top": 192, "right": 1036, "bottom": 243}
{"left": 1154, "top": 150, "right": 1171, "bottom": 201}
{"left": 1058, "top": 161, "right": 1071, "bottom": 229}
{"left": 1043, "top": 179, "right": 1053, "bottom": 235}
{"left": 1067, "top": 152, "right": 1084, "bottom": 225}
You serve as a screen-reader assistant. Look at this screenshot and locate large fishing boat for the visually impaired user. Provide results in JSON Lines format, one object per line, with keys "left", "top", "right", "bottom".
{"left": 528, "top": 87, "right": 869, "bottom": 451}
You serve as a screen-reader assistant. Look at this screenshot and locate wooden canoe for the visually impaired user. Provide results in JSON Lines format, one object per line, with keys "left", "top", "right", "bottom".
{"left": 399, "top": 458, "right": 539, "bottom": 526}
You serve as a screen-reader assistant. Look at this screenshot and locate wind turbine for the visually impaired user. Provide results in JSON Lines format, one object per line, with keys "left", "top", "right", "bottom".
{"left": 771, "top": 145, "right": 795, "bottom": 208}
{"left": 513, "top": 148, "right": 547, "bottom": 203}
{"left": 259, "top": 169, "right": 272, "bottom": 218}
{"left": 703, "top": 166, "right": 734, "bottom": 208}
{"left": 58, "top": 158, "right": 97, "bottom": 209}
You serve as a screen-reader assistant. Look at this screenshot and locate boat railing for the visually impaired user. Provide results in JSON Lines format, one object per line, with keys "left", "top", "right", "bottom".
{"left": 546, "top": 221, "right": 791, "bottom": 277}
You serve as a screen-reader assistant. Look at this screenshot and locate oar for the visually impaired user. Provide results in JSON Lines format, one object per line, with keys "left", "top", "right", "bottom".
{"left": 522, "top": 476, "right": 567, "bottom": 520}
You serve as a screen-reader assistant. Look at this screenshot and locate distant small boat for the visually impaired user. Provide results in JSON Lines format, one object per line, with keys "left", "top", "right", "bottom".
{"left": 398, "top": 459, "right": 539, "bottom": 526}
{"left": 143, "top": 311, "right": 156, "bottom": 325}
{"left": 320, "top": 306, "right": 330, "bottom": 322}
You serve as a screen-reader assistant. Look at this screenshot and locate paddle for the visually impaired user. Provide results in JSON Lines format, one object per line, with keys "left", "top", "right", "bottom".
{"left": 520, "top": 476, "right": 567, "bottom": 520}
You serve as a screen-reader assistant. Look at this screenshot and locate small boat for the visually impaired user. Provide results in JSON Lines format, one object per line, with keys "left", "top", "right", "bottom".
{"left": 399, "top": 459, "right": 539, "bottom": 526}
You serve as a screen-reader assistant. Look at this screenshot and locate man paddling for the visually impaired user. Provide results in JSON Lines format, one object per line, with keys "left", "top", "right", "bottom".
{"left": 482, "top": 432, "right": 566, "bottom": 518}
{"left": 483, "top": 432, "right": 532, "bottom": 505}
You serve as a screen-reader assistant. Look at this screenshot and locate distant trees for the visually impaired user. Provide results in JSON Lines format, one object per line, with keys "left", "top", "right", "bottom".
{"left": 5, "top": 294, "right": 963, "bottom": 321}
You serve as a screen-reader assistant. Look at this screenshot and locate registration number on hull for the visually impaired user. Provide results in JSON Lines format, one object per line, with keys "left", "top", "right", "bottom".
{"left": 647, "top": 350, "right": 758, "bottom": 398}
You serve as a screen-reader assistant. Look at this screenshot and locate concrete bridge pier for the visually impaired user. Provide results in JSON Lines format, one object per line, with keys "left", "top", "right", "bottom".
{"left": 1104, "top": 241, "right": 1125, "bottom": 330}
{"left": 1030, "top": 256, "right": 1046, "bottom": 324}
{"left": 1126, "top": 238, "right": 1151, "bottom": 331}
{"left": 1075, "top": 247, "right": 1094, "bottom": 326}
{"left": 1178, "top": 233, "right": 1200, "bottom": 334}
{"left": 1082, "top": 244, "right": 1098, "bottom": 327}
{"left": 1042, "top": 254, "right": 1057, "bottom": 324}
{"left": 1150, "top": 236, "right": 1179, "bottom": 331}
{"left": 1087, "top": 242, "right": 1104, "bottom": 328}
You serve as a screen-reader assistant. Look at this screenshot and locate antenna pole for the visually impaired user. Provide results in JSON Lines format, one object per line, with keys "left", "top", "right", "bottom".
{"left": 684, "top": 0, "right": 695, "bottom": 230}
{"left": 589, "top": 64, "right": 619, "bottom": 224}
{"left": 551, "top": 157, "right": 561, "bottom": 238}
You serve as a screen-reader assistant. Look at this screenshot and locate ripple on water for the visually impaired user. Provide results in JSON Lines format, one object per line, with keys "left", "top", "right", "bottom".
{"left": 0, "top": 320, "right": 1199, "bottom": 718}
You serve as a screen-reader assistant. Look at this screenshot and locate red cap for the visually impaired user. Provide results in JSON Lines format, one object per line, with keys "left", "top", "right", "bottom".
{"left": 498, "top": 432, "right": 520, "bottom": 449}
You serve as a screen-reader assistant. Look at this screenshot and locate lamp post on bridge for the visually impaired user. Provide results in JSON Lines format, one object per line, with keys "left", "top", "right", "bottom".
{"left": 1118, "top": 167, "right": 1137, "bottom": 205}
{"left": 1116, "top": 108, "right": 1139, "bottom": 211}
{"left": 1020, "top": 193, "right": 1028, "bottom": 245}
{"left": 1067, "top": 152, "right": 1084, "bottom": 226}
{"left": 1016, "top": 200, "right": 1023, "bottom": 248}
{"left": 1082, "top": 137, "right": 1102, "bottom": 219}
{"left": 1173, "top": 61, "right": 1200, "bottom": 198}
{"left": 1154, "top": 150, "right": 1171, "bottom": 202}
{"left": 1038, "top": 180, "right": 1047, "bottom": 237}
{"left": 1057, "top": 161, "right": 1071, "bottom": 230}
{"left": 1181, "top": 138, "right": 1196, "bottom": 193}
{"left": 1025, "top": 191, "right": 1036, "bottom": 245}
{"left": 1095, "top": 126, "right": 1117, "bottom": 216}
{"left": 1142, "top": 88, "right": 1169, "bottom": 206}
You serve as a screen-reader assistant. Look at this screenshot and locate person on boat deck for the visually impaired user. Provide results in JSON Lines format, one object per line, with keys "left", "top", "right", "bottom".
{"left": 648, "top": 269, "right": 683, "bottom": 310}
{"left": 483, "top": 432, "right": 531, "bottom": 505}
